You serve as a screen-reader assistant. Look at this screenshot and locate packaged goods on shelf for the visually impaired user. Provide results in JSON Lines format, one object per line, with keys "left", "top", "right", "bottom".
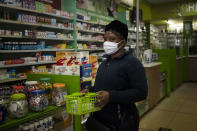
{"left": 35, "top": 1, "right": 46, "bottom": 12}
{"left": 77, "top": 33, "right": 104, "bottom": 41}
{"left": 18, "top": 116, "right": 54, "bottom": 131}
{"left": 80, "top": 64, "right": 92, "bottom": 81}
{"left": 54, "top": 65, "right": 80, "bottom": 76}
{"left": 55, "top": 43, "right": 67, "bottom": 49}
{"left": 7, "top": 69, "right": 17, "bottom": 78}
{"left": 0, "top": 101, "right": 7, "bottom": 123}
{"left": 56, "top": 51, "right": 89, "bottom": 66}
{"left": 0, "top": 69, "right": 26, "bottom": 80}
{"left": 0, "top": 69, "right": 9, "bottom": 80}
{"left": 0, "top": 85, "right": 12, "bottom": 98}
{"left": 89, "top": 55, "right": 98, "bottom": 79}
{"left": 77, "top": 22, "right": 104, "bottom": 32}
{"left": 12, "top": 85, "right": 25, "bottom": 94}
{"left": 81, "top": 81, "right": 92, "bottom": 90}
{"left": 143, "top": 49, "right": 152, "bottom": 64}
{"left": 4, "top": 58, "right": 25, "bottom": 65}
{"left": 0, "top": 29, "right": 22, "bottom": 36}
{"left": 1, "top": 0, "right": 22, "bottom": 7}
{"left": 32, "top": 65, "right": 48, "bottom": 74}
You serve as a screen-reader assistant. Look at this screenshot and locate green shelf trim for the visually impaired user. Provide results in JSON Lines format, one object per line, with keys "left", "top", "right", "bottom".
{"left": 0, "top": 106, "right": 64, "bottom": 130}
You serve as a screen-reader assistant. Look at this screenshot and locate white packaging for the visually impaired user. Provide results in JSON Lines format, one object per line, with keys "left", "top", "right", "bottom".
{"left": 54, "top": 65, "right": 80, "bottom": 76}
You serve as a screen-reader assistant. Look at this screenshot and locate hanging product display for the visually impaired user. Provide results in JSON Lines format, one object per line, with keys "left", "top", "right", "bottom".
{"left": 9, "top": 93, "right": 28, "bottom": 118}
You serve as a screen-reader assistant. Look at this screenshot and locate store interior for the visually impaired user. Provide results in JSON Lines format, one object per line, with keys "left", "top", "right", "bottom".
{"left": 0, "top": 0, "right": 197, "bottom": 131}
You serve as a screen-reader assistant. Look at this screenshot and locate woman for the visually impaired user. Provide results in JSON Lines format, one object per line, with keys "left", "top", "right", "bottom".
{"left": 85, "top": 20, "right": 148, "bottom": 131}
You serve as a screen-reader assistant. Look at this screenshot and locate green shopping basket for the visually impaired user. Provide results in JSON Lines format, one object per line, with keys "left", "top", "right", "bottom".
{"left": 65, "top": 92, "right": 101, "bottom": 115}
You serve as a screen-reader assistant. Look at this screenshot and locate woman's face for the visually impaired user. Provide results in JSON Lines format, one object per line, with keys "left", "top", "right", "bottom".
{"left": 104, "top": 31, "right": 125, "bottom": 48}
{"left": 104, "top": 31, "right": 121, "bottom": 43}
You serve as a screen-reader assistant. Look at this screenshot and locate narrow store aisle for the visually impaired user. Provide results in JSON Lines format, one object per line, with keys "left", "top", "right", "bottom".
{"left": 139, "top": 83, "right": 197, "bottom": 131}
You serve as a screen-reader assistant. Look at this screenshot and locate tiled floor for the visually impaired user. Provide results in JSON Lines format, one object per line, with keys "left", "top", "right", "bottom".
{"left": 139, "top": 83, "right": 197, "bottom": 131}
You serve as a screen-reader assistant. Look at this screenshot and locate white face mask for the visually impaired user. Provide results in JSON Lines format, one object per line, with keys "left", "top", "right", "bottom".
{"left": 103, "top": 41, "right": 122, "bottom": 55}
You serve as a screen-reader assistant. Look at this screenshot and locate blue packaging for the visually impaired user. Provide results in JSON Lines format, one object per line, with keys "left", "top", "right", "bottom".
{"left": 0, "top": 103, "right": 7, "bottom": 123}
{"left": 0, "top": 42, "right": 3, "bottom": 49}
{"left": 81, "top": 81, "right": 92, "bottom": 90}
{"left": 80, "top": 64, "right": 92, "bottom": 78}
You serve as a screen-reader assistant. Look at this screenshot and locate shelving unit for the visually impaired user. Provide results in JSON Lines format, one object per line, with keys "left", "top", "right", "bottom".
{"left": 0, "top": 105, "right": 64, "bottom": 130}
{"left": 0, "top": 77, "right": 27, "bottom": 84}
{"left": 77, "top": 39, "right": 104, "bottom": 42}
{"left": 78, "top": 48, "right": 104, "bottom": 51}
{"left": 0, "top": 4, "right": 74, "bottom": 20}
{"left": 0, "top": 49, "right": 75, "bottom": 53}
{"left": 76, "top": 19, "right": 106, "bottom": 26}
{"left": 77, "top": 29, "right": 104, "bottom": 34}
{"left": 0, "top": 35, "right": 74, "bottom": 41}
{"left": 0, "top": 1, "right": 75, "bottom": 84}
{"left": 0, "top": 61, "right": 56, "bottom": 68}
{"left": 0, "top": 19, "right": 74, "bottom": 30}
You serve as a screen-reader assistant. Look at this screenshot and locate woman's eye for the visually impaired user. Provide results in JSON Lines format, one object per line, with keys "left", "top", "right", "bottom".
{"left": 110, "top": 38, "right": 115, "bottom": 41}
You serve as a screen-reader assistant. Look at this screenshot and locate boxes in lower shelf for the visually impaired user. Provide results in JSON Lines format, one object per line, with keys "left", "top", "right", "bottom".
{"left": 65, "top": 92, "right": 100, "bottom": 115}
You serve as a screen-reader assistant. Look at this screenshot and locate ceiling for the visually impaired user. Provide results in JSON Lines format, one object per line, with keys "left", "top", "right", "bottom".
{"left": 146, "top": 0, "right": 180, "bottom": 4}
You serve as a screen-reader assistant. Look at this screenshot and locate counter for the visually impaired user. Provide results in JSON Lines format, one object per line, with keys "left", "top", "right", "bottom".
{"left": 143, "top": 62, "right": 162, "bottom": 68}
{"left": 188, "top": 56, "right": 197, "bottom": 81}
{"left": 176, "top": 57, "right": 186, "bottom": 87}
{"left": 143, "top": 62, "right": 162, "bottom": 108}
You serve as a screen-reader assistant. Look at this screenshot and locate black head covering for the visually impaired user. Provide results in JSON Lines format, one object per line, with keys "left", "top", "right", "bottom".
{"left": 105, "top": 20, "right": 128, "bottom": 41}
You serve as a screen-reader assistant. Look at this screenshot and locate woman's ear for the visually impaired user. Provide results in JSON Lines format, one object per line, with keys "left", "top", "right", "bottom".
{"left": 121, "top": 40, "right": 126, "bottom": 46}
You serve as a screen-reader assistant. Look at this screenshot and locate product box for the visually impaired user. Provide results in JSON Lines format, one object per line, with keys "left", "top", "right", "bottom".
{"left": 81, "top": 81, "right": 92, "bottom": 90}
{"left": 92, "top": 68, "right": 98, "bottom": 79}
{"left": 79, "top": 51, "right": 89, "bottom": 65}
{"left": 66, "top": 52, "right": 80, "bottom": 66}
{"left": 36, "top": 65, "right": 48, "bottom": 74}
{"left": 56, "top": 43, "right": 67, "bottom": 49}
{"left": 89, "top": 55, "right": 98, "bottom": 68}
{"left": 56, "top": 52, "right": 68, "bottom": 65}
{"left": 54, "top": 65, "right": 80, "bottom": 76}
{"left": 56, "top": 51, "right": 89, "bottom": 66}
{"left": 89, "top": 55, "right": 98, "bottom": 78}
{"left": 80, "top": 64, "right": 92, "bottom": 81}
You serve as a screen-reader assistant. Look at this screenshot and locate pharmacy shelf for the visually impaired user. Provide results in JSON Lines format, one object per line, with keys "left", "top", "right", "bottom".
{"left": 77, "top": 39, "right": 104, "bottom": 42}
{"left": 0, "top": 19, "right": 74, "bottom": 30}
{"left": 78, "top": 48, "right": 104, "bottom": 51}
{"left": 0, "top": 77, "right": 27, "bottom": 84}
{"left": 0, "top": 49, "right": 75, "bottom": 53}
{"left": 36, "top": 37, "right": 74, "bottom": 41}
{"left": 0, "top": 61, "right": 56, "bottom": 69}
{"left": 78, "top": 29, "right": 104, "bottom": 34}
{"left": 0, "top": 4, "right": 74, "bottom": 20}
{"left": 0, "top": 35, "right": 22, "bottom": 38}
{"left": 77, "top": 19, "right": 105, "bottom": 26}
{"left": 128, "top": 29, "right": 136, "bottom": 32}
{"left": 0, "top": 105, "right": 64, "bottom": 130}
{"left": 0, "top": 35, "right": 74, "bottom": 41}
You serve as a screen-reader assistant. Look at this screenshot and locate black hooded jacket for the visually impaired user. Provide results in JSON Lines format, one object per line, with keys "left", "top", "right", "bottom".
{"left": 91, "top": 51, "right": 148, "bottom": 127}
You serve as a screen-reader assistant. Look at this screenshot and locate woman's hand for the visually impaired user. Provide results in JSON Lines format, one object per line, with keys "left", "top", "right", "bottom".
{"left": 95, "top": 91, "right": 109, "bottom": 108}
{"left": 81, "top": 89, "right": 88, "bottom": 94}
